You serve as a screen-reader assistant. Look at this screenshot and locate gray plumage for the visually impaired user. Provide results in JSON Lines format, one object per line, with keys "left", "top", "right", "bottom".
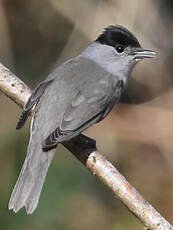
{"left": 9, "top": 25, "right": 156, "bottom": 214}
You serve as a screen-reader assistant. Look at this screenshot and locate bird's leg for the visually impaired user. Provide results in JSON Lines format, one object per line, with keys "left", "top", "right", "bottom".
{"left": 63, "top": 134, "right": 97, "bottom": 164}
{"left": 74, "top": 134, "right": 97, "bottom": 151}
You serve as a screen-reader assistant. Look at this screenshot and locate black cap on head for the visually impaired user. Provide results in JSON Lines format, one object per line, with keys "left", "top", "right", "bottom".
{"left": 96, "top": 25, "right": 141, "bottom": 49}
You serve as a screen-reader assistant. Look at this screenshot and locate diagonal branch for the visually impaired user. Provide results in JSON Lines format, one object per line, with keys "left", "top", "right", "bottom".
{"left": 0, "top": 62, "right": 172, "bottom": 230}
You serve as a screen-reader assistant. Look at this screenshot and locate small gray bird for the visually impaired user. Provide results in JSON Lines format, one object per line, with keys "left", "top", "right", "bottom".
{"left": 9, "top": 25, "right": 156, "bottom": 214}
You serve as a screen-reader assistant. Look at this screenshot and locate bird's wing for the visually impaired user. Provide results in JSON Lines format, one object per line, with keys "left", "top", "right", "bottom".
{"left": 42, "top": 79, "right": 121, "bottom": 150}
{"left": 16, "top": 78, "right": 54, "bottom": 129}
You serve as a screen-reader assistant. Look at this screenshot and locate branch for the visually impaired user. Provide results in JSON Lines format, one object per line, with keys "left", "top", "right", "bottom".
{"left": 0, "top": 62, "right": 172, "bottom": 230}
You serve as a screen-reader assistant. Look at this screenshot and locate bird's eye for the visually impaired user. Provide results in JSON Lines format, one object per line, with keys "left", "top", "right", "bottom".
{"left": 116, "top": 45, "right": 124, "bottom": 53}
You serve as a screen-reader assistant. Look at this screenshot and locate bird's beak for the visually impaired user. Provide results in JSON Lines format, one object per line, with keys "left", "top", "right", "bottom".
{"left": 130, "top": 47, "right": 156, "bottom": 60}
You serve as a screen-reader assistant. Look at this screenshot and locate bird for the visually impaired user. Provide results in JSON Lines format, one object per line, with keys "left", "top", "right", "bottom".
{"left": 8, "top": 25, "right": 156, "bottom": 214}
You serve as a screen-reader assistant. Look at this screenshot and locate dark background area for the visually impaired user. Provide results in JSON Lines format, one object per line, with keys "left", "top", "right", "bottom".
{"left": 0, "top": 0, "right": 173, "bottom": 229}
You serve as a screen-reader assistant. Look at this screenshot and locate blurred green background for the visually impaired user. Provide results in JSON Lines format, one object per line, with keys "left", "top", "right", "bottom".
{"left": 0, "top": 0, "right": 173, "bottom": 229}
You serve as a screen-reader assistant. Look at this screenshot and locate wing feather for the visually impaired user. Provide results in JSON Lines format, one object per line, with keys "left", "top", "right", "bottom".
{"left": 42, "top": 79, "right": 120, "bottom": 150}
{"left": 16, "top": 79, "right": 54, "bottom": 129}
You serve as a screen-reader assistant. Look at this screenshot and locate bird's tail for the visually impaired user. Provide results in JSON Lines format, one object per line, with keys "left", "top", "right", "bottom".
{"left": 8, "top": 137, "right": 56, "bottom": 214}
